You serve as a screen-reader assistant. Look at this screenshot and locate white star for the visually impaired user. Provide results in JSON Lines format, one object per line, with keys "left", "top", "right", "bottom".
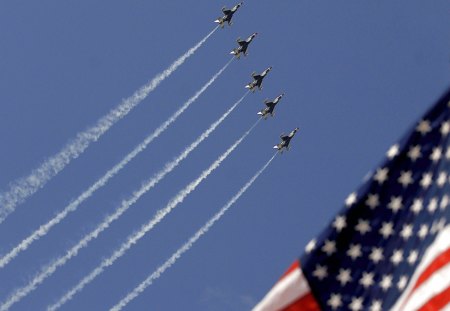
{"left": 416, "top": 120, "right": 432, "bottom": 135}
{"left": 369, "top": 247, "right": 384, "bottom": 263}
{"left": 336, "top": 268, "right": 352, "bottom": 286}
{"left": 333, "top": 215, "right": 347, "bottom": 232}
{"left": 418, "top": 224, "right": 429, "bottom": 239}
{"left": 440, "top": 195, "right": 449, "bottom": 210}
{"left": 388, "top": 196, "right": 403, "bottom": 213}
{"left": 428, "top": 198, "right": 438, "bottom": 213}
{"left": 420, "top": 172, "right": 433, "bottom": 189}
{"left": 365, "top": 194, "right": 379, "bottom": 209}
{"left": 370, "top": 300, "right": 383, "bottom": 311}
{"left": 379, "top": 222, "right": 394, "bottom": 239}
{"left": 400, "top": 224, "right": 413, "bottom": 240}
{"left": 355, "top": 219, "right": 371, "bottom": 235}
{"left": 312, "top": 264, "right": 328, "bottom": 280}
{"left": 387, "top": 144, "right": 400, "bottom": 159}
{"left": 380, "top": 274, "right": 393, "bottom": 291}
{"left": 398, "top": 275, "right": 408, "bottom": 290}
{"left": 322, "top": 240, "right": 337, "bottom": 256}
{"left": 327, "top": 294, "right": 343, "bottom": 310}
{"left": 430, "top": 147, "right": 442, "bottom": 162}
{"left": 391, "top": 249, "right": 404, "bottom": 266}
{"left": 359, "top": 272, "right": 374, "bottom": 288}
{"left": 373, "top": 167, "right": 389, "bottom": 184}
{"left": 411, "top": 198, "right": 423, "bottom": 214}
{"left": 407, "top": 145, "right": 422, "bottom": 162}
{"left": 349, "top": 297, "right": 364, "bottom": 311}
{"left": 398, "top": 171, "right": 414, "bottom": 188}
{"left": 446, "top": 146, "right": 450, "bottom": 160}
{"left": 305, "top": 239, "right": 316, "bottom": 253}
{"left": 407, "top": 250, "right": 418, "bottom": 265}
{"left": 437, "top": 218, "right": 446, "bottom": 231}
{"left": 345, "top": 192, "right": 357, "bottom": 207}
{"left": 440, "top": 120, "right": 450, "bottom": 136}
{"left": 347, "top": 244, "right": 362, "bottom": 260}
{"left": 437, "top": 172, "right": 447, "bottom": 187}
{"left": 431, "top": 220, "right": 439, "bottom": 234}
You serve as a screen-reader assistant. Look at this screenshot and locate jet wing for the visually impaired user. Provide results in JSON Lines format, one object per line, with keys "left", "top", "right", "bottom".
{"left": 281, "top": 135, "right": 290, "bottom": 141}
{"left": 237, "top": 39, "right": 246, "bottom": 46}
{"left": 222, "top": 7, "right": 231, "bottom": 14}
{"left": 264, "top": 100, "right": 273, "bottom": 107}
{"left": 252, "top": 74, "right": 262, "bottom": 80}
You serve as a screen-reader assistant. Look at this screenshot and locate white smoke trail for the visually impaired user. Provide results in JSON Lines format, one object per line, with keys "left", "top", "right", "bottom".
{"left": 47, "top": 119, "right": 260, "bottom": 311}
{"left": 0, "top": 26, "right": 218, "bottom": 225}
{"left": 110, "top": 153, "right": 277, "bottom": 311}
{"left": 0, "top": 59, "right": 233, "bottom": 270}
{"left": 0, "top": 91, "right": 245, "bottom": 311}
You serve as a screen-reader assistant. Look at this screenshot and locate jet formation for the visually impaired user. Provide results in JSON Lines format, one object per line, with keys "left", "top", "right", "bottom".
{"left": 214, "top": 2, "right": 243, "bottom": 28}
{"left": 230, "top": 33, "right": 257, "bottom": 59}
{"left": 215, "top": 3, "right": 299, "bottom": 152}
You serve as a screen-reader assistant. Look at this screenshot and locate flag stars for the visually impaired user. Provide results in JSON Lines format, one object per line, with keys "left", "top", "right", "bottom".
{"left": 359, "top": 272, "right": 375, "bottom": 288}
{"left": 411, "top": 198, "right": 423, "bottom": 214}
{"left": 349, "top": 297, "right": 364, "bottom": 311}
{"left": 345, "top": 192, "right": 357, "bottom": 207}
{"left": 398, "top": 171, "right": 414, "bottom": 188}
{"left": 373, "top": 168, "right": 389, "bottom": 185}
{"left": 355, "top": 219, "right": 371, "bottom": 235}
{"left": 305, "top": 239, "right": 316, "bottom": 253}
{"left": 336, "top": 268, "right": 352, "bottom": 286}
{"left": 369, "top": 247, "right": 384, "bottom": 263}
{"left": 416, "top": 120, "right": 432, "bottom": 135}
{"left": 400, "top": 224, "right": 413, "bottom": 240}
{"left": 440, "top": 195, "right": 449, "bottom": 210}
{"left": 347, "top": 244, "right": 362, "bottom": 260}
{"left": 440, "top": 120, "right": 450, "bottom": 136}
{"left": 391, "top": 249, "right": 404, "bottom": 266}
{"left": 397, "top": 275, "right": 408, "bottom": 290}
{"left": 380, "top": 274, "right": 393, "bottom": 291}
{"left": 327, "top": 294, "right": 343, "bottom": 310}
{"left": 333, "top": 215, "right": 347, "bottom": 232}
{"left": 322, "top": 240, "right": 337, "bottom": 256}
{"left": 408, "top": 250, "right": 419, "bottom": 265}
{"left": 387, "top": 144, "right": 400, "bottom": 159}
{"left": 366, "top": 194, "right": 379, "bottom": 209}
{"left": 420, "top": 172, "right": 433, "bottom": 189}
{"left": 437, "top": 172, "right": 447, "bottom": 187}
{"left": 430, "top": 147, "right": 442, "bottom": 163}
{"left": 418, "top": 224, "right": 429, "bottom": 239}
{"left": 312, "top": 265, "right": 328, "bottom": 280}
{"left": 388, "top": 196, "right": 403, "bottom": 213}
{"left": 407, "top": 145, "right": 422, "bottom": 162}
{"left": 380, "top": 222, "right": 394, "bottom": 239}
{"left": 428, "top": 198, "right": 438, "bottom": 213}
{"left": 370, "top": 300, "right": 383, "bottom": 311}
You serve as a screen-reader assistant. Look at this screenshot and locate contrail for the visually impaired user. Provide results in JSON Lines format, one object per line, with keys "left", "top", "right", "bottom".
{"left": 110, "top": 153, "right": 277, "bottom": 311}
{"left": 0, "top": 26, "right": 218, "bottom": 225}
{"left": 0, "top": 92, "right": 247, "bottom": 311}
{"left": 47, "top": 119, "right": 260, "bottom": 311}
{"left": 0, "top": 59, "right": 233, "bottom": 270}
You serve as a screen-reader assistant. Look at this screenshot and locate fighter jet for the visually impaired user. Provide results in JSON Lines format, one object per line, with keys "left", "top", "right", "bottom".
{"left": 273, "top": 128, "right": 299, "bottom": 153}
{"left": 215, "top": 2, "right": 243, "bottom": 28}
{"left": 245, "top": 67, "right": 272, "bottom": 92}
{"left": 230, "top": 32, "right": 257, "bottom": 59}
{"left": 258, "top": 93, "right": 284, "bottom": 119}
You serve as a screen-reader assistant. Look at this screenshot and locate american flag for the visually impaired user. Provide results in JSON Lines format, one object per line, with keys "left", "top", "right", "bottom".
{"left": 253, "top": 89, "right": 450, "bottom": 311}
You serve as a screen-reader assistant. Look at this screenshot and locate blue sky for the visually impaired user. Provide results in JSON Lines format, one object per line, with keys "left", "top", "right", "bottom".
{"left": 0, "top": 1, "right": 449, "bottom": 310}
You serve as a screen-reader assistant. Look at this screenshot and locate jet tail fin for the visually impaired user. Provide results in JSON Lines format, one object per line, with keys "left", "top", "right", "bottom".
{"left": 257, "top": 112, "right": 263, "bottom": 115}
{"left": 273, "top": 145, "right": 279, "bottom": 150}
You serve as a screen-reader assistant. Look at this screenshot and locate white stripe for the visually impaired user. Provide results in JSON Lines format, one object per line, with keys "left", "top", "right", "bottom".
{"left": 252, "top": 265, "right": 311, "bottom": 311}
{"left": 402, "top": 262, "right": 450, "bottom": 310}
{"left": 443, "top": 301, "right": 450, "bottom": 311}
{"left": 391, "top": 224, "right": 450, "bottom": 311}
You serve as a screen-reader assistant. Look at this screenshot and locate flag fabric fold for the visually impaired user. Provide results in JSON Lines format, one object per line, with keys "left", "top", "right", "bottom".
{"left": 254, "top": 88, "right": 450, "bottom": 311}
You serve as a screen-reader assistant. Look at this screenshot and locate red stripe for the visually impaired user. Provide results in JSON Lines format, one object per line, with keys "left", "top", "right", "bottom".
{"left": 280, "top": 260, "right": 300, "bottom": 280}
{"left": 417, "top": 285, "right": 450, "bottom": 311}
{"left": 413, "top": 247, "right": 450, "bottom": 290}
{"left": 282, "top": 292, "right": 321, "bottom": 311}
